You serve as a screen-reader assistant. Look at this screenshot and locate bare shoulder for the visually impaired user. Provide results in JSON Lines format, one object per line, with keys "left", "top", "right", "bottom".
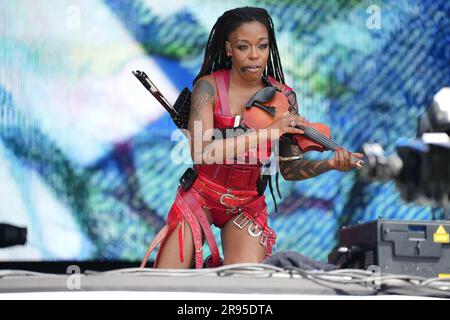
{"left": 196, "top": 73, "right": 216, "bottom": 85}
{"left": 190, "top": 75, "right": 218, "bottom": 121}
{"left": 194, "top": 74, "right": 217, "bottom": 96}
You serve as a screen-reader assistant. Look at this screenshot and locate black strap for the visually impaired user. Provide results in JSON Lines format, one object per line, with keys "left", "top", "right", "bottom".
{"left": 268, "top": 174, "right": 278, "bottom": 213}
{"left": 258, "top": 161, "right": 283, "bottom": 214}
{"left": 275, "top": 171, "right": 282, "bottom": 199}
{"left": 257, "top": 174, "right": 268, "bottom": 196}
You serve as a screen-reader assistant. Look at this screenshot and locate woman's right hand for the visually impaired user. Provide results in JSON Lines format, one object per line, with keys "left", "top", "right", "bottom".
{"left": 266, "top": 114, "right": 308, "bottom": 139}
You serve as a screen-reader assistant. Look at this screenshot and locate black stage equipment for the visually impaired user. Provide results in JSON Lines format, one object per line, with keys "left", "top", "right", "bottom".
{"left": 330, "top": 88, "right": 450, "bottom": 277}
{"left": 329, "top": 219, "right": 450, "bottom": 278}
{"left": 0, "top": 223, "right": 27, "bottom": 248}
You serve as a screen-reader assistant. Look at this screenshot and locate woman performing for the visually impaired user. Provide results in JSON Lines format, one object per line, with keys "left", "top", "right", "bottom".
{"left": 141, "top": 6, "right": 364, "bottom": 269}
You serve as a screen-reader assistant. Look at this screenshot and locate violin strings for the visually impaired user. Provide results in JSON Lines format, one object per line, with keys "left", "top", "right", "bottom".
{"left": 302, "top": 127, "right": 342, "bottom": 151}
{"left": 307, "top": 127, "right": 341, "bottom": 150}
{"left": 304, "top": 126, "right": 341, "bottom": 148}
{"left": 303, "top": 129, "right": 333, "bottom": 149}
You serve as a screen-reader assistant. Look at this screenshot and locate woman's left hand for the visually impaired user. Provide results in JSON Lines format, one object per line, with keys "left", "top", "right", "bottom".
{"left": 327, "top": 148, "right": 365, "bottom": 171}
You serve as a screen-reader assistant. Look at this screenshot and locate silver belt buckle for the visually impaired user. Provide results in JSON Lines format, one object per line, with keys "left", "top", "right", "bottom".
{"left": 259, "top": 232, "right": 268, "bottom": 246}
{"left": 248, "top": 223, "right": 263, "bottom": 237}
{"left": 220, "top": 188, "right": 236, "bottom": 207}
{"left": 233, "top": 212, "right": 251, "bottom": 229}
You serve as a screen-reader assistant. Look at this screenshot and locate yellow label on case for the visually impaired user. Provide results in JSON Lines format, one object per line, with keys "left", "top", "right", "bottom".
{"left": 433, "top": 225, "right": 450, "bottom": 244}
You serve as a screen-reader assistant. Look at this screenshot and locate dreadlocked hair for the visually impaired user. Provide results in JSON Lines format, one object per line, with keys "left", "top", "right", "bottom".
{"left": 193, "top": 6, "right": 285, "bottom": 86}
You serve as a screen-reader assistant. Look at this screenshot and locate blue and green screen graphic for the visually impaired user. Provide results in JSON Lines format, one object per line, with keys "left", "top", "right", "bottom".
{"left": 0, "top": 0, "right": 449, "bottom": 262}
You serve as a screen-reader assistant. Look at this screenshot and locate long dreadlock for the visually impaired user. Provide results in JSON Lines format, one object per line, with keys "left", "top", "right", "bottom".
{"left": 193, "top": 7, "right": 285, "bottom": 86}
{"left": 192, "top": 7, "right": 287, "bottom": 212}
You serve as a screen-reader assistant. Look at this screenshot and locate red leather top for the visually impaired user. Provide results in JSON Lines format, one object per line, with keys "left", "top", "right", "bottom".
{"left": 212, "top": 68, "right": 282, "bottom": 164}
{"left": 194, "top": 69, "right": 292, "bottom": 191}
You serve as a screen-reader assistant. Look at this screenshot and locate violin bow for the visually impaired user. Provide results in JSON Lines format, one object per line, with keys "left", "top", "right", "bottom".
{"left": 133, "top": 70, "right": 193, "bottom": 133}
{"left": 132, "top": 70, "right": 177, "bottom": 118}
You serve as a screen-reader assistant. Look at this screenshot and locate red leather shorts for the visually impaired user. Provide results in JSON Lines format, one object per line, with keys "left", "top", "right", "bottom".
{"left": 141, "top": 165, "right": 277, "bottom": 269}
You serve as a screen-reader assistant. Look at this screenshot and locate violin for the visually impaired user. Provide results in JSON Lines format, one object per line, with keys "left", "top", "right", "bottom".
{"left": 241, "top": 86, "right": 354, "bottom": 155}
{"left": 133, "top": 69, "right": 360, "bottom": 164}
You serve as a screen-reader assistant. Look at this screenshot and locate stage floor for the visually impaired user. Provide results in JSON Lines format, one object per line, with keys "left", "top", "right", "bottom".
{"left": 0, "top": 265, "right": 449, "bottom": 299}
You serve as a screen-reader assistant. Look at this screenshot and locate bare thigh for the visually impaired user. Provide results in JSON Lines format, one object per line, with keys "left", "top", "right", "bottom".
{"left": 221, "top": 218, "right": 266, "bottom": 265}
{"left": 155, "top": 207, "right": 213, "bottom": 269}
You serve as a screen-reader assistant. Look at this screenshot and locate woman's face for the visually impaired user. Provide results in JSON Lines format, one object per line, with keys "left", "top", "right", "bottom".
{"left": 225, "top": 21, "right": 270, "bottom": 81}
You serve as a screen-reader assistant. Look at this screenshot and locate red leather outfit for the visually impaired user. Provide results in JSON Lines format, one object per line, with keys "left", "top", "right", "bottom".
{"left": 141, "top": 69, "right": 291, "bottom": 269}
